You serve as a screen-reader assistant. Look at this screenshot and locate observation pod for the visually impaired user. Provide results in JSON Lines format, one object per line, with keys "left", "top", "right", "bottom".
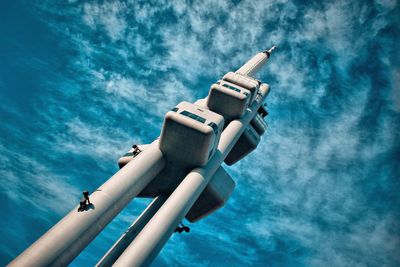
{"left": 159, "top": 101, "right": 224, "bottom": 168}
{"left": 206, "top": 81, "right": 251, "bottom": 121}
{"left": 250, "top": 114, "right": 268, "bottom": 135}
{"left": 224, "top": 124, "right": 260, "bottom": 165}
{"left": 224, "top": 83, "right": 270, "bottom": 165}
{"left": 186, "top": 166, "right": 235, "bottom": 222}
{"left": 222, "top": 72, "right": 260, "bottom": 104}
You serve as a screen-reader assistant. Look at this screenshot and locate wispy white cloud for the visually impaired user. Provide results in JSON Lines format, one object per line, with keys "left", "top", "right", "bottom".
{"left": 83, "top": 2, "right": 128, "bottom": 41}
{"left": 55, "top": 117, "right": 136, "bottom": 161}
{"left": 4, "top": 0, "right": 397, "bottom": 266}
{"left": 0, "top": 144, "right": 79, "bottom": 214}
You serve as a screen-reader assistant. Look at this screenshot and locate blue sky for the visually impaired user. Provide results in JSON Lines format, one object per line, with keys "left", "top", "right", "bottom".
{"left": 0, "top": 0, "right": 399, "bottom": 266}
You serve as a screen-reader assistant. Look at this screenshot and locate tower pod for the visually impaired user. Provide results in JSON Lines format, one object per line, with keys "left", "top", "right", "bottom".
{"left": 250, "top": 114, "right": 268, "bottom": 135}
{"left": 222, "top": 72, "right": 260, "bottom": 104}
{"left": 186, "top": 166, "right": 235, "bottom": 222}
{"left": 159, "top": 101, "right": 224, "bottom": 168}
{"left": 224, "top": 124, "right": 260, "bottom": 165}
{"left": 206, "top": 81, "right": 251, "bottom": 120}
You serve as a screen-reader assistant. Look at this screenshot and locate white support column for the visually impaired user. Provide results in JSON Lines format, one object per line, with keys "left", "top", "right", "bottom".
{"left": 113, "top": 85, "right": 269, "bottom": 267}
{"left": 236, "top": 52, "right": 269, "bottom": 77}
{"left": 96, "top": 195, "right": 167, "bottom": 267}
{"left": 8, "top": 140, "right": 165, "bottom": 267}
{"left": 236, "top": 46, "right": 276, "bottom": 77}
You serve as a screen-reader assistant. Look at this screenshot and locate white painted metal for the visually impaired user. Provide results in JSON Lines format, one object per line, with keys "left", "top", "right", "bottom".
{"left": 222, "top": 72, "right": 259, "bottom": 103}
{"left": 159, "top": 101, "right": 224, "bottom": 167}
{"left": 9, "top": 47, "right": 276, "bottom": 267}
{"left": 193, "top": 98, "right": 208, "bottom": 108}
{"left": 8, "top": 140, "right": 165, "bottom": 267}
{"left": 236, "top": 46, "right": 276, "bottom": 77}
{"left": 206, "top": 81, "right": 251, "bottom": 120}
{"left": 236, "top": 52, "right": 269, "bottom": 77}
{"left": 96, "top": 195, "right": 167, "bottom": 267}
{"left": 112, "top": 84, "right": 270, "bottom": 267}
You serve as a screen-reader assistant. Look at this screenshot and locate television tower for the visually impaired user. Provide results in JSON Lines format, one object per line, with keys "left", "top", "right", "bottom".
{"left": 8, "top": 46, "right": 276, "bottom": 267}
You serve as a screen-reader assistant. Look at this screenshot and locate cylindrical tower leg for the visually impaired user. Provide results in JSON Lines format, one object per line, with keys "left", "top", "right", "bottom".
{"left": 96, "top": 195, "right": 167, "bottom": 267}
{"left": 8, "top": 141, "right": 165, "bottom": 267}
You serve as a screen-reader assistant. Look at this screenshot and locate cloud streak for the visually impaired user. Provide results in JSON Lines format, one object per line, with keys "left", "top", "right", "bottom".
{"left": 0, "top": 0, "right": 399, "bottom": 266}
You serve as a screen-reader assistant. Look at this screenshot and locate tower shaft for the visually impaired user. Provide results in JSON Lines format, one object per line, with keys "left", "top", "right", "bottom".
{"left": 112, "top": 85, "right": 270, "bottom": 267}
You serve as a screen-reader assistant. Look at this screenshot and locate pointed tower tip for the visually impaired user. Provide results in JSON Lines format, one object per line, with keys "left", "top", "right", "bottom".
{"left": 263, "top": 45, "right": 276, "bottom": 58}
{"left": 267, "top": 45, "right": 277, "bottom": 54}
{"left": 263, "top": 45, "right": 276, "bottom": 57}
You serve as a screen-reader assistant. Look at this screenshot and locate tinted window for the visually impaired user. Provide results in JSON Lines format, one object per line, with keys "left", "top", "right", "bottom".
{"left": 222, "top": 83, "right": 241, "bottom": 93}
{"left": 208, "top": 122, "right": 219, "bottom": 134}
{"left": 180, "top": 110, "right": 206, "bottom": 123}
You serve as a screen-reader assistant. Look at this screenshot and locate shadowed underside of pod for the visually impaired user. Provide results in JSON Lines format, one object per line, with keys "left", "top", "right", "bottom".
{"left": 160, "top": 101, "right": 224, "bottom": 168}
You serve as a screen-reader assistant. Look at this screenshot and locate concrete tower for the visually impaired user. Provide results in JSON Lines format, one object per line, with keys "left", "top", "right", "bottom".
{"left": 9, "top": 46, "right": 276, "bottom": 267}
